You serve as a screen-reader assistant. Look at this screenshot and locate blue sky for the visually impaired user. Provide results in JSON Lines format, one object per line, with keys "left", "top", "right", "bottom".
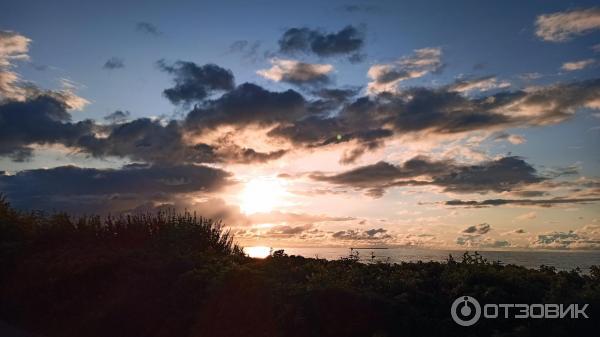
{"left": 1, "top": 0, "right": 599, "bottom": 249}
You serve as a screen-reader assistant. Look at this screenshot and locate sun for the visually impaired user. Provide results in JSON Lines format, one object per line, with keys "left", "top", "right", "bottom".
{"left": 244, "top": 246, "right": 271, "bottom": 258}
{"left": 239, "top": 177, "right": 288, "bottom": 214}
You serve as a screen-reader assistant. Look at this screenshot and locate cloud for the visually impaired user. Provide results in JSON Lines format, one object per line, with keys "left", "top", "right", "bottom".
{"left": 0, "top": 31, "right": 31, "bottom": 101}
{"left": 104, "top": 110, "right": 130, "bottom": 123}
{"left": 135, "top": 22, "right": 162, "bottom": 36}
{"left": 445, "top": 197, "right": 600, "bottom": 207}
{"left": 447, "top": 75, "right": 510, "bottom": 93}
{"left": 257, "top": 59, "right": 334, "bottom": 87}
{"left": 535, "top": 8, "right": 600, "bottom": 42}
{"left": 227, "top": 40, "right": 262, "bottom": 62}
{"left": 0, "top": 31, "right": 89, "bottom": 111}
{"left": 456, "top": 236, "right": 510, "bottom": 248}
{"left": 266, "top": 78, "right": 599, "bottom": 159}
{"left": 561, "top": 59, "right": 595, "bottom": 71}
{"left": 0, "top": 95, "right": 94, "bottom": 161}
{"left": 516, "top": 211, "right": 537, "bottom": 220}
{"left": 0, "top": 164, "right": 232, "bottom": 214}
{"left": 265, "top": 224, "right": 313, "bottom": 237}
{"left": 79, "top": 117, "right": 287, "bottom": 165}
{"left": 312, "top": 156, "right": 544, "bottom": 197}
{"left": 493, "top": 132, "right": 526, "bottom": 144}
{"left": 103, "top": 57, "right": 125, "bottom": 70}
{"left": 530, "top": 225, "right": 600, "bottom": 249}
{"left": 455, "top": 223, "right": 510, "bottom": 248}
{"left": 332, "top": 228, "right": 392, "bottom": 241}
{"left": 185, "top": 82, "right": 306, "bottom": 130}
{"left": 367, "top": 47, "right": 443, "bottom": 94}
{"left": 0, "top": 80, "right": 290, "bottom": 165}
{"left": 278, "top": 25, "right": 365, "bottom": 60}
{"left": 0, "top": 30, "right": 30, "bottom": 67}
{"left": 158, "top": 60, "right": 235, "bottom": 106}
{"left": 2, "top": 53, "right": 600, "bottom": 171}
{"left": 462, "top": 223, "right": 491, "bottom": 235}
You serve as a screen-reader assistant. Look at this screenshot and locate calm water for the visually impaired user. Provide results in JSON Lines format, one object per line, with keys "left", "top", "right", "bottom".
{"left": 258, "top": 247, "right": 600, "bottom": 272}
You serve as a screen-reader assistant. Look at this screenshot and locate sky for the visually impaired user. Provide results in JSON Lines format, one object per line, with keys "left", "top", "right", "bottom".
{"left": 1, "top": 0, "right": 600, "bottom": 250}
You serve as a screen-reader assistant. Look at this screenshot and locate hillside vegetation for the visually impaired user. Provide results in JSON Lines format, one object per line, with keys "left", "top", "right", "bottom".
{"left": 0, "top": 197, "right": 598, "bottom": 337}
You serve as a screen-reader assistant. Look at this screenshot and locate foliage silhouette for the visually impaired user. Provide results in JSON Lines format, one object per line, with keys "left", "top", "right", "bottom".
{"left": 0, "top": 196, "right": 599, "bottom": 337}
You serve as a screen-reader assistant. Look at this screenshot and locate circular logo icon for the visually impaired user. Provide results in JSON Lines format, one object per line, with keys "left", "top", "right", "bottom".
{"left": 451, "top": 296, "right": 481, "bottom": 326}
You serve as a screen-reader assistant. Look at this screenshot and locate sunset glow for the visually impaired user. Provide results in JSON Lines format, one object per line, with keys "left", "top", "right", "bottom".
{"left": 244, "top": 246, "right": 271, "bottom": 258}
{"left": 240, "top": 177, "right": 288, "bottom": 214}
{"left": 0, "top": 1, "right": 599, "bottom": 251}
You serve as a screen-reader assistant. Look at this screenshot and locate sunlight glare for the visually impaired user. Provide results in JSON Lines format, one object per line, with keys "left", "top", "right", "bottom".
{"left": 240, "top": 177, "right": 287, "bottom": 214}
{"left": 244, "top": 246, "right": 271, "bottom": 258}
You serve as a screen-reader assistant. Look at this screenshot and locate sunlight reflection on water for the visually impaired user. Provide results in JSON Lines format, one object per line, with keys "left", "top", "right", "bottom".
{"left": 275, "top": 247, "right": 600, "bottom": 272}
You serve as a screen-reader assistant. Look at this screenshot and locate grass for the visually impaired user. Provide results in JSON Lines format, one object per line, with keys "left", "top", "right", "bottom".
{"left": 0, "top": 196, "right": 599, "bottom": 337}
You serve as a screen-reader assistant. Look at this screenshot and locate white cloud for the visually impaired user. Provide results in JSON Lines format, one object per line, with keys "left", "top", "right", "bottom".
{"left": 449, "top": 76, "right": 511, "bottom": 93}
{"left": 367, "top": 47, "right": 443, "bottom": 94}
{"left": 0, "top": 31, "right": 31, "bottom": 101}
{"left": 561, "top": 59, "right": 595, "bottom": 71}
{"left": 257, "top": 58, "right": 333, "bottom": 85}
{"left": 535, "top": 8, "right": 600, "bottom": 42}
{"left": 0, "top": 31, "right": 88, "bottom": 110}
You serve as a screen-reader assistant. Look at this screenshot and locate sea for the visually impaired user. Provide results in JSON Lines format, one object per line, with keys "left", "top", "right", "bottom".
{"left": 246, "top": 246, "right": 600, "bottom": 272}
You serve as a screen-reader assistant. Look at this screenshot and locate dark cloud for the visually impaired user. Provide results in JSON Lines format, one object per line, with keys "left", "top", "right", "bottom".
{"left": 278, "top": 25, "right": 365, "bottom": 60}
{"left": 433, "top": 156, "right": 543, "bottom": 193}
{"left": 0, "top": 95, "right": 94, "bottom": 161}
{"left": 103, "top": 57, "right": 124, "bottom": 70}
{"left": 455, "top": 223, "right": 509, "bottom": 248}
{"left": 0, "top": 164, "right": 232, "bottom": 214}
{"left": 2, "top": 56, "right": 599, "bottom": 172}
{"left": 79, "top": 117, "right": 285, "bottom": 165}
{"left": 0, "top": 82, "right": 292, "bottom": 166}
{"left": 265, "top": 78, "right": 598, "bottom": 160}
{"left": 358, "top": 78, "right": 598, "bottom": 135}
{"left": 332, "top": 228, "right": 391, "bottom": 241}
{"left": 312, "top": 87, "right": 360, "bottom": 102}
{"left": 511, "top": 190, "right": 547, "bottom": 197}
{"left": 312, "top": 156, "right": 543, "bottom": 197}
{"left": 265, "top": 224, "right": 314, "bottom": 237}
{"left": 104, "top": 110, "right": 130, "bottom": 123}
{"left": 79, "top": 118, "right": 200, "bottom": 164}
{"left": 135, "top": 22, "right": 161, "bottom": 36}
{"left": 462, "top": 223, "right": 491, "bottom": 235}
{"left": 158, "top": 60, "right": 235, "bottom": 106}
{"left": 227, "top": 40, "right": 262, "bottom": 62}
{"left": 269, "top": 80, "right": 600, "bottom": 159}
{"left": 185, "top": 82, "right": 306, "bottom": 130}
{"left": 445, "top": 197, "right": 600, "bottom": 207}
